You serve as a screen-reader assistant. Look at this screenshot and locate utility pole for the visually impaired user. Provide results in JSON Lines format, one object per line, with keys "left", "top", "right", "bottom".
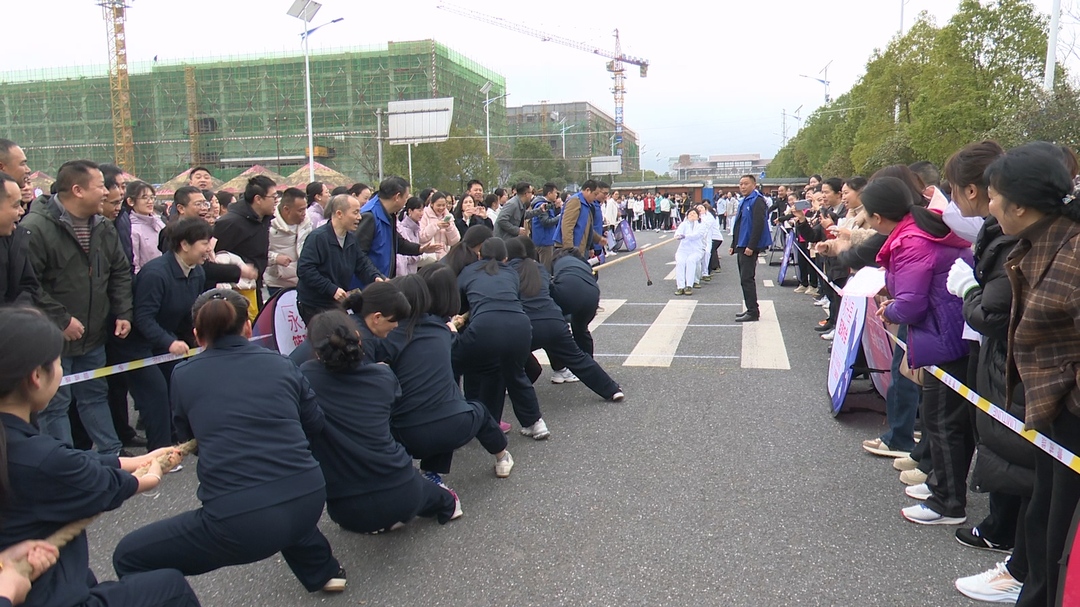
{"left": 1045, "top": 0, "right": 1062, "bottom": 91}
{"left": 376, "top": 109, "right": 384, "bottom": 181}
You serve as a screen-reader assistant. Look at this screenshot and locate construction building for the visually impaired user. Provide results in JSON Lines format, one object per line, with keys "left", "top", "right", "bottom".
{"left": 669, "top": 153, "right": 772, "bottom": 181}
{"left": 506, "top": 102, "right": 640, "bottom": 173}
{"left": 0, "top": 40, "right": 507, "bottom": 183}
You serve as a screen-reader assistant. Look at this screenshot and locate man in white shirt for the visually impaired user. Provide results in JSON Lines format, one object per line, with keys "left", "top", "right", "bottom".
{"left": 265, "top": 187, "right": 312, "bottom": 296}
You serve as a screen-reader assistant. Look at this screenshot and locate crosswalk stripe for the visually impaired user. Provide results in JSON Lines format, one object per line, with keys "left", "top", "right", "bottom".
{"left": 623, "top": 299, "right": 697, "bottom": 367}
{"left": 763, "top": 279, "right": 775, "bottom": 287}
{"left": 534, "top": 299, "right": 626, "bottom": 367}
{"left": 664, "top": 268, "right": 676, "bottom": 281}
{"left": 740, "top": 300, "right": 790, "bottom": 369}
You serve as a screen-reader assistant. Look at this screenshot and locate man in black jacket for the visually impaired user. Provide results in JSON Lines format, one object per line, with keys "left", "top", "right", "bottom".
{"left": 0, "top": 171, "right": 40, "bottom": 305}
{"left": 214, "top": 176, "right": 275, "bottom": 308}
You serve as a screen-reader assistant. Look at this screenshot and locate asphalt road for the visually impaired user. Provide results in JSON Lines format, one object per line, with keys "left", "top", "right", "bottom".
{"left": 86, "top": 229, "right": 995, "bottom": 606}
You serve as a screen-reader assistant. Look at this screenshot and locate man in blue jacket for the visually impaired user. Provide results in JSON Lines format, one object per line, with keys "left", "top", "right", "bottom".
{"left": 531, "top": 183, "right": 562, "bottom": 269}
{"left": 729, "top": 174, "right": 772, "bottom": 322}
{"left": 354, "top": 176, "right": 438, "bottom": 287}
{"left": 555, "top": 180, "right": 599, "bottom": 256}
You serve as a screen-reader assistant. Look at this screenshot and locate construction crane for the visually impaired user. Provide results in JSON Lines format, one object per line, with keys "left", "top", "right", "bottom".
{"left": 436, "top": 2, "right": 648, "bottom": 159}
{"left": 99, "top": 0, "right": 136, "bottom": 173}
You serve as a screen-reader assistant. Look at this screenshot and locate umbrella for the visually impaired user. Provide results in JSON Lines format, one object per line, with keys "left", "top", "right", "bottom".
{"left": 156, "top": 168, "right": 226, "bottom": 196}
{"left": 282, "top": 162, "right": 354, "bottom": 189}
{"left": 217, "top": 165, "right": 290, "bottom": 194}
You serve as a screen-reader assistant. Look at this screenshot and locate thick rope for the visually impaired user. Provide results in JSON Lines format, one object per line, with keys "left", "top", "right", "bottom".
{"left": 10, "top": 440, "right": 197, "bottom": 578}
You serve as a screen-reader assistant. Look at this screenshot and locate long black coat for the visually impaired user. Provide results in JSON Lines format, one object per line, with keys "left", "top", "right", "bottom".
{"left": 964, "top": 215, "right": 1035, "bottom": 497}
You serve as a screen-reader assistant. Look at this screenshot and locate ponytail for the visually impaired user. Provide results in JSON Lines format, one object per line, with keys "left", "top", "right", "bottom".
{"left": 342, "top": 282, "right": 411, "bottom": 322}
{"left": 308, "top": 310, "right": 363, "bottom": 372}
{"left": 479, "top": 238, "right": 507, "bottom": 276}
{"left": 191, "top": 288, "right": 249, "bottom": 345}
{"left": 505, "top": 237, "right": 541, "bottom": 298}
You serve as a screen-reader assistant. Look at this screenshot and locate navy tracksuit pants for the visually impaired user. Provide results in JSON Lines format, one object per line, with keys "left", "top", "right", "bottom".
{"left": 327, "top": 472, "right": 456, "bottom": 534}
{"left": 392, "top": 401, "right": 508, "bottom": 474}
{"left": 552, "top": 283, "right": 600, "bottom": 358}
{"left": 113, "top": 489, "right": 340, "bottom": 593}
{"left": 452, "top": 313, "right": 542, "bottom": 427}
{"left": 532, "top": 318, "right": 619, "bottom": 399}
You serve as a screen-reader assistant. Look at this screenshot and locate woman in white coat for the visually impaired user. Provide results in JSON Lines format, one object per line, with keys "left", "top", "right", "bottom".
{"left": 696, "top": 204, "right": 720, "bottom": 284}
{"left": 674, "top": 208, "right": 705, "bottom": 295}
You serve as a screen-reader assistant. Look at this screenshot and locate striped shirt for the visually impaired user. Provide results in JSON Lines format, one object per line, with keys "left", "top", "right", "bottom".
{"left": 70, "top": 215, "right": 91, "bottom": 253}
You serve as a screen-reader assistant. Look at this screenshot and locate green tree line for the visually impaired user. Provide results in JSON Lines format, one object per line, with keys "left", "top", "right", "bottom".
{"left": 769, "top": 0, "right": 1080, "bottom": 178}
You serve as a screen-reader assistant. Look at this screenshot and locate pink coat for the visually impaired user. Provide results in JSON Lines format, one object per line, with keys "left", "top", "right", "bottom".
{"left": 130, "top": 212, "right": 165, "bottom": 274}
{"left": 419, "top": 205, "right": 460, "bottom": 260}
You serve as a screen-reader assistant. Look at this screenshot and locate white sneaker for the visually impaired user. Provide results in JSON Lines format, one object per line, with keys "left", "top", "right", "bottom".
{"left": 610, "top": 391, "right": 625, "bottom": 402}
{"left": 955, "top": 562, "right": 1022, "bottom": 603}
{"left": 805, "top": 287, "right": 820, "bottom": 297}
{"left": 794, "top": 285, "right": 807, "bottom": 293}
{"left": 814, "top": 297, "right": 828, "bottom": 306}
{"left": 495, "top": 452, "right": 514, "bottom": 478}
{"left": 550, "top": 369, "right": 579, "bottom": 384}
{"left": 821, "top": 330, "right": 834, "bottom": 341}
{"left": 901, "top": 503, "right": 966, "bottom": 525}
{"left": 905, "top": 482, "right": 931, "bottom": 500}
{"left": 520, "top": 418, "right": 551, "bottom": 440}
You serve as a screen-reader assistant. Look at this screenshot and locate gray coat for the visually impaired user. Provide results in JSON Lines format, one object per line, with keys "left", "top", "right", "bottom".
{"left": 494, "top": 195, "right": 539, "bottom": 240}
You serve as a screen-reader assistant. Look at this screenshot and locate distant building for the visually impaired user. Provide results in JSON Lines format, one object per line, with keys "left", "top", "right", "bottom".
{"left": 669, "top": 153, "right": 772, "bottom": 181}
{"left": 507, "top": 101, "right": 640, "bottom": 172}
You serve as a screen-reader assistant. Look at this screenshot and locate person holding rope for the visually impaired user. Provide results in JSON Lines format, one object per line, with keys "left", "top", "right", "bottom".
{"left": 300, "top": 309, "right": 461, "bottom": 534}
{"left": 0, "top": 307, "right": 198, "bottom": 607}
{"left": 113, "top": 289, "right": 347, "bottom": 594}
{"left": 549, "top": 247, "right": 601, "bottom": 384}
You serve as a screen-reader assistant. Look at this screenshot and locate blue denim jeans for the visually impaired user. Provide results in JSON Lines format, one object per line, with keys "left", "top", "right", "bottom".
{"left": 37, "top": 345, "right": 123, "bottom": 454}
{"left": 880, "top": 324, "right": 921, "bottom": 452}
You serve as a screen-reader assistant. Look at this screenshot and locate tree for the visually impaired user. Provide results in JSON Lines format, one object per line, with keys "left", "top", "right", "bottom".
{"left": 381, "top": 127, "right": 499, "bottom": 194}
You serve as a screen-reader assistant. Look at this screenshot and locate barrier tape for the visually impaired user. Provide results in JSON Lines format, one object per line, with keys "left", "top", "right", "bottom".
{"left": 783, "top": 227, "right": 846, "bottom": 294}
{"left": 884, "top": 330, "right": 1080, "bottom": 475}
{"left": 60, "top": 334, "right": 275, "bottom": 387}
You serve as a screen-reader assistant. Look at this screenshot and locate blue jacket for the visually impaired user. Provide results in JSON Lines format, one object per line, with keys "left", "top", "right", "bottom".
{"left": 354, "top": 196, "right": 422, "bottom": 286}
{"left": 300, "top": 361, "right": 415, "bottom": 498}
{"left": 131, "top": 253, "right": 205, "bottom": 353}
{"left": 171, "top": 334, "right": 326, "bottom": 517}
{"left": 0, "top": 413, "right": 137, "bottom": 607}
{"left": 734, "top": 191, "right": 772, "bottom": 250}
{"left": 530, "top": 200, "right": 560, "bottom": 246}
{"left": 554, "top": 192, "right": 593, "bottom": 254}
{"left": 458, "top": 260, "right": 526, "bottom": 320}
{"left": 296, "top": 222, "right": 381, "bottom": 312}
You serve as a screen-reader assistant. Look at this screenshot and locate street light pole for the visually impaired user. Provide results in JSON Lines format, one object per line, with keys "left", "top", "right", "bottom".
{"left": 1045, "top": 0, "right": 1062, "bottom": 91}
{"left": 480, "top": 82, "right": 508, "bottom": 157}
{"left": 560, "top": 123, "right": 575, "bottom": 159}
{"left": 287, "top": 1, "right": 343, "bottom": 183}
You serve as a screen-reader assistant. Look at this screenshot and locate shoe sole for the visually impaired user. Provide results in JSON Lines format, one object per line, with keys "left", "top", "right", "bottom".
{"left": 322, "top": 580, "right": 347, "bottom": 592}
{"left": 521, "top": 430, "right": 551, "bottom": 440}
{"left": 902, "top": 510, "right": 966, "bottom": 525}
{"left": 905, "top": 489, "right": 931, "bottom": 501}
{"left": 862, "top": 444, "right": 911, "bottom": 458}
{"left": 954, "top": 584, "right": 1021, "bottom": 603}
{"left": 954, "top": 534, "right": 1014, "bottom": 554}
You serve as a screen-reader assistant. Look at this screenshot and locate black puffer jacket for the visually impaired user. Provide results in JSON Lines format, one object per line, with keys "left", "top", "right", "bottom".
{"left": 963, "top": 216, "right": 1035, "bottom": 496}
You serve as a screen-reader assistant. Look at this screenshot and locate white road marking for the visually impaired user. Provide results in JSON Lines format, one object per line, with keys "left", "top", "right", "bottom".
{"left": 664, "top": 268, "right": 676, "bottom": 281}
{"left": 598, "top": 323, "right": 741, "bottom": 328}
{"left": 622, "top": 302, "right": 742, "bottom": 307}
{"left": 598, "top": 354, "right": 739, "bottom": 360}
{"left": 758, "top": 257, "right": 767, "bottom": 265}
{"left": 763, "top": 280, "right": 775, "bottom": 287}
{"left": 740, "top": 300, "right": 790, "bottom": 370}
{"left": 623, "top": 299, "right": 697, "bottom": 367}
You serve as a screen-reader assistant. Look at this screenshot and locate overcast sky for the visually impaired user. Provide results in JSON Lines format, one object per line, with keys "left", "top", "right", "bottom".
{"left": 6, "top": 0, "right": 1071, "bottom": 172}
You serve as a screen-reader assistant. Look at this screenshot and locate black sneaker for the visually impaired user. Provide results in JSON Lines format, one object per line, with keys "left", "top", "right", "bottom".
{"left": 322, "top": 567, "right": 347, "bottom": 592}
{"left": 955, "top": 527, "right": 1013, "bottom": 554}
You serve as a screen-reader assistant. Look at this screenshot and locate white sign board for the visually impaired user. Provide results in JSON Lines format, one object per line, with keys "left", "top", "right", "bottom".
{"left": 591, "top": 155, "right": 623, "bottom": 175}
{"left": 388, "top": 98, "right": 455, "bottom": 145}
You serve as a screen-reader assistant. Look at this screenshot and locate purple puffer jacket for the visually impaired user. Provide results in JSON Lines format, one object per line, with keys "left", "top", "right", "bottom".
{"left": 877, "top": 214, "right": 974, "bottom": 368}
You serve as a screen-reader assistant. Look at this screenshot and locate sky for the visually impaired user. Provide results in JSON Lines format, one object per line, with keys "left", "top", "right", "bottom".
{"left": 6, "top": 0, "right": 1072, "bottom": 173}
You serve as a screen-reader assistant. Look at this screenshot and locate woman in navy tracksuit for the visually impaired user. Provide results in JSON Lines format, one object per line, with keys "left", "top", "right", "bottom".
{"left": 113, "top": 289, "right": 347, "bottom": 594}
{"left": 288, "top": 282, "right": 410, "bottom": 366}
{"left": 506, "top": 237, "right": 623, "bottom": 402}
{"left": 119, "top": 218, "right": 212, "bottom": 450}
{"left": 452, "top": 238, "right": 550, "bottom": 440}
{"left": 0, "top": 307, "right": 199, "bottom": 607}
{"left": 550, "top": 247, "right": 601, "bottom": 358}
{"left": 300, "top": 310, "right": 459, "bottom": 534}
{"left": 368, "top": 272, "right": 513, "bottom": 484}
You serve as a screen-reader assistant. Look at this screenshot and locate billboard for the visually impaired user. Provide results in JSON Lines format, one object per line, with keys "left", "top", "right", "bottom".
{"left": 388, "top": 98, "right": 455, "bottom": 145}
{"left": 591, "top": 155, "right": 623, "bottom": 175}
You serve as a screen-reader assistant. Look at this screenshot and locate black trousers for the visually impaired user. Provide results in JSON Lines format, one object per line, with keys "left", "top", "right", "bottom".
{"left": 327, "top": 472, "right": 456, "bottom": 534}
{"left": 718, "top": 215, "right": 728, "bottom": 230}
{"left": 795, "top": 242, "right": 815, "bottom": 288}
{"left": 553, "top": 283, "right": 600, "bottom": 358}
{"left": 452, "top": 314, "right": 542, "bottom": 427}
{"left": 392, "top": 401, "right": 508, "bottom": 474}
{"left": 87, "top": 569, "right": 199, "bottom": 607}
{"left": 922, "top": 356, "right": 974, "bottom": 518}
{"left": 1016, "top": 412, "right": 1080, "bottom": 607}
{"left": 533, "top": 317, "right": 619, "bottom": 399}
{"left": 736, "top": 249, "right": 759, "bottom": 316}
{"left": 708, "top": 240, "right": 722, "bottom": 273}
{"left": 822, "top": 275, "right": 847, "bottom": 327}
{"left": 114, "top": 490, "right": 340, "bottom": 593}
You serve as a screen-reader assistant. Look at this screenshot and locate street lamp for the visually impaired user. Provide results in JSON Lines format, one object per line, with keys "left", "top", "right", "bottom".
{"left": 287, "top": 0, "right": 344, "bottom": 183}
{"left": 559, "top": 120, "right": 575, "bottom": 159}
{"left": 480, "top": 81, "right": 508, "bottom": 156}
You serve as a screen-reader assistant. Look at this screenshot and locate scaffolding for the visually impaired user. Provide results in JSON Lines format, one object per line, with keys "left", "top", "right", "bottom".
{"left": 0, "top": 40, "right": 506, "bottom": 183}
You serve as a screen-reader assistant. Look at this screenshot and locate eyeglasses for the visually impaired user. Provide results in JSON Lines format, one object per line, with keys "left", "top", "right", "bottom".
{"left": 135, "top": 195, "right": 154, "bottom": 202}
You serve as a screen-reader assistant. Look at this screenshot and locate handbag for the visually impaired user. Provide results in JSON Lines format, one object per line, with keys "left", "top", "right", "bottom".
{"left": 899, "top": 352, "right": 925, "bottom": 386}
